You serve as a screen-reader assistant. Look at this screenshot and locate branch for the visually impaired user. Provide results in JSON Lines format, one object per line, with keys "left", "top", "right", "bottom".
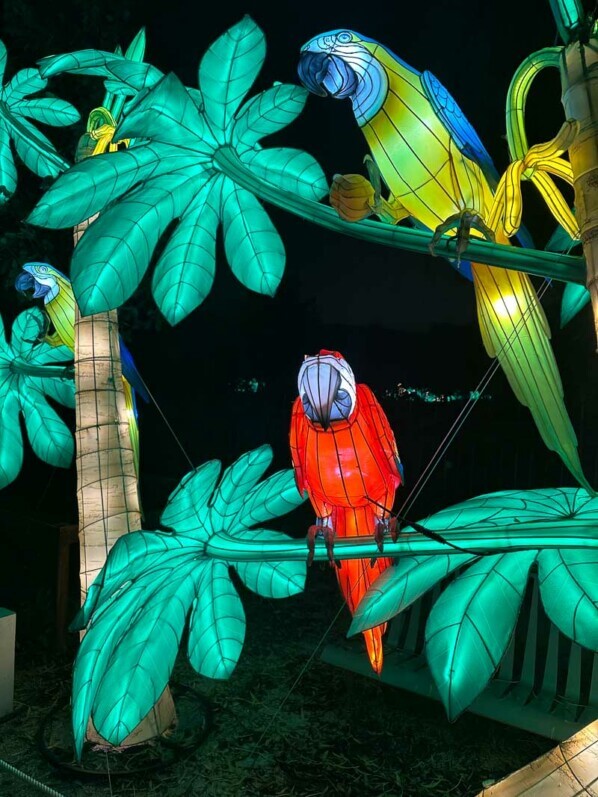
{"left": 214, "top": 147, "right": 586, "bottom": 285}
{"left": 206, "top": 522, "right": 598, "bottom": 562}
{"left": 10, "top": 360, "right": 73, "bottom": 379}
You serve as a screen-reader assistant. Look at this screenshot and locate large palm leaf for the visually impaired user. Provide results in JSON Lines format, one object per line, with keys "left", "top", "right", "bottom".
{"left": 70, "top": 444, "right": 305, "bottom": 758}
{"left": 350, "top": 487, "right": 598, "bottom": 719}
{"left": 0, "top": 40, "right": 77, "bottom": 201}
{"left": 30, "top": 18, "right": 328, "bottom": 324}
{"left": 0, "top": 308, "right": 74, "bottom": 487}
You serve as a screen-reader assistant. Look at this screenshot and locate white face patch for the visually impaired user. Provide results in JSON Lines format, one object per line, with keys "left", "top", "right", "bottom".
{"left": 298, "top": 353, "right": 357, "bottom": 424}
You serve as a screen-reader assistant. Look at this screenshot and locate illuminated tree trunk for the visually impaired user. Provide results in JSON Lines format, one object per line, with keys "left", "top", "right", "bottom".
{"left": 560, "top": 36, "right": 598, "bottom": 349}
{"left": 73, "top": 219, "right": 141, "bottom": 601}
{"left": 73, "top": 219, "right": 176, "bottom": 745}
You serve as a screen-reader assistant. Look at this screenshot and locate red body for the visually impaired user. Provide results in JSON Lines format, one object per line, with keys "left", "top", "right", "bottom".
{"left": 290, "top": 383, "right": 402, "bottom": 673}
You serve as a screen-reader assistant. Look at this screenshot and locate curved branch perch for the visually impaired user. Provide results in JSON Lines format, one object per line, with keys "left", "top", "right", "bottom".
{"left": 214, "top": 146, "right": 586, "bottom": 285}
{"left": 206, "top": 523, "right": 598, "bottom": 563}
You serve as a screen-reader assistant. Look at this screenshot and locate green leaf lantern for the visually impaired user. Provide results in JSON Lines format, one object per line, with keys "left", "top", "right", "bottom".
{"left": 0, "top": 39, "right": 77, "bottom": 200}
{"left": 0, "top": 308, "right": 74, "bottom": 486}
{"left": 30, "top": 18, "right": 328, "bottom": 323}
{"left": 350, "top": 487, "right": 598, "bottom": 719}
{"left": 70, "top": 445, "right": 305, "bottom": 758}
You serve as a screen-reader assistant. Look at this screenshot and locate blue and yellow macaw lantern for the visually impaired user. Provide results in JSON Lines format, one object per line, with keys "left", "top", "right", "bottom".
{"left": 16, "top": 262, "right": 76, "bottom": 348}
{"left": 298, "top": 30, "right": 592, "bottom": 494}
{"left": 297, "top": 29, "right": 495, "bottom": 229}
{"left": 16, "top": 262, "right": 147, "bottom": 474}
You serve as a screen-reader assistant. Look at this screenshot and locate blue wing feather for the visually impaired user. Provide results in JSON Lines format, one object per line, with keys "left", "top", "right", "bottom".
{"left": 420, "top": 71, "right": 535, "bottom": 251}
{"left": 119, "top": 338, "right": 149, "bottom": 403}
{"left": 421, "top": 70, "right": 500, "bottom": 190}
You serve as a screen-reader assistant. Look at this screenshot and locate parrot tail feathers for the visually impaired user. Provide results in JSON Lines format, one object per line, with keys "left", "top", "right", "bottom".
{"left": 363, "top": 624, "right": 386, "bottom": 675}
{"left": 334, "top": 506, "right": 392, "bottom": 674}
{"left": 122, "top": 377, "right": 140, "bottom": 478}
{"left": 473, "top": 263, "right": 595, "bottom": 495}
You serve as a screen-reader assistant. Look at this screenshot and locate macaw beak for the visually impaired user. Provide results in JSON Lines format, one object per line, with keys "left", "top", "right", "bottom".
{"left": 300, "top": 361, "right": 342, "bottom": 430}
{"left": 15, "top": 270, "right": 51, "bottom": 299}
{"left": 15, "top": 271, "right": 35, "bottom": 294}
{"left": 32, "top": 281, "right": 51, "bottom": 299}
{"left": 297, "top": 51, "right": 358, "bottom": 99}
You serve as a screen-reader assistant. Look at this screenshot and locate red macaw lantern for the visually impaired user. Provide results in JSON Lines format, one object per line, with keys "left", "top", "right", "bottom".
{"left": 290, "top": 350, "right": 403, "bottom": 673}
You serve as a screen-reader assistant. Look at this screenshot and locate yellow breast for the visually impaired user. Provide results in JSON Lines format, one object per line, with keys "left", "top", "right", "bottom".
{"left": 363, "top": 63, "right": 494, "bottom": 229}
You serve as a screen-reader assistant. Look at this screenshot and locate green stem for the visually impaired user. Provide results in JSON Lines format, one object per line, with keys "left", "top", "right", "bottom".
{"left": 548, "top": 0, "right": 584, "bottom": 44}
{"left": 206, "top": 522, "right": 598, "bottom": 562}
{"left": 10, "top": 360, "right": 73, "bottom": 379}
{"left": 214, "top": 147, "right": 586, "bottom": 285}
{"left": 506, "top": 48, "right": 562, "bottom": 160}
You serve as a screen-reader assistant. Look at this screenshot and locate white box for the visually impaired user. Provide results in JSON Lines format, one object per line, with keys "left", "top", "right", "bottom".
{"left": 0, "top": 609, "right": 15, "bottom": 718}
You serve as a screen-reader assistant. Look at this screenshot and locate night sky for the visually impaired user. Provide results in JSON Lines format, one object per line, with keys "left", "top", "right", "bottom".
{"left": 0, "top": 0, "right": 595, "bottom": 529}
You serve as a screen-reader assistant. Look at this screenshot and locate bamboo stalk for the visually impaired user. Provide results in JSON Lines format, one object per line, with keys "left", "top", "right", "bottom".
{"left": 559, "top": 38, "right": 598, "bottom": 348}
{"left": 73, "top": 219, "right": 142, "bottom": 602}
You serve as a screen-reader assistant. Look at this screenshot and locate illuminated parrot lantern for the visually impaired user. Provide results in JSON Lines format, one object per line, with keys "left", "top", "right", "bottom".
{"left": 297, "top": 30, "right": 593, "bottom": 495}
{"left": 290, "top": 350, "right": 403, "bottom": 673}
{"left": 15, "top": 262, "right": 148, "bottom": 474}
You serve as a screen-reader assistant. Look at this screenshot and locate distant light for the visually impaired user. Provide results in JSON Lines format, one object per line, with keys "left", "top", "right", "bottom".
{"left": 232, "top": 378, "right": 266, "bottom": 394}
{"left": 383, "top": 384, "right": 492, "bottom": 403}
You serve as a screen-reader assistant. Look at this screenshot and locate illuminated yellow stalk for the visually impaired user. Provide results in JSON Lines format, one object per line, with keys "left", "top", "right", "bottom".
{"left": 491, "top": 119, "right": 579, "bottom": 241}
{"left": 506, "top": 48, "right": 563, "bottom": 161}
{"left": 506, "top": 37, "right": 598, "bottom": 347}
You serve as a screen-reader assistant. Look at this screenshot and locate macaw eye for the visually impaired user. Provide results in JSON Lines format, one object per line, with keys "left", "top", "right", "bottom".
{"left": 39, "top": 266, "right": 48, "bottom": 272}
{"left": 337, "top": 32, "right": 352, "bottom": 43}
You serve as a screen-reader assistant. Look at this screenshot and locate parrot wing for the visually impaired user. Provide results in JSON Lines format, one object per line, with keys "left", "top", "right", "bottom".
{"left": 41, "top": 273, "right": 76, "bottom": 351}
{"left": 290, "top": 396, "right": 308, "bottom": 496}
{"left": 420, "top": 71, "right": 535, "bottom": 254}
{"left": 122, "top": 377, "right": 140, "bottom": 475}
{"left": 119, "top": 337, "right": 149, "bottom": 403}
{"left": 356, "top": 384, "right": 402, "bottom": 483}
{"left": 421, "top": 70, "right": 500, "bottom": 190}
